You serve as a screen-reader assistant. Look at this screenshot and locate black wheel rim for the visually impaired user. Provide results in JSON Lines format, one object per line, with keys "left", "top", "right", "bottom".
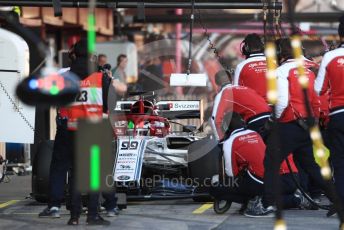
{"left": 214, "top": 200, "right": 231, "bottom": 214}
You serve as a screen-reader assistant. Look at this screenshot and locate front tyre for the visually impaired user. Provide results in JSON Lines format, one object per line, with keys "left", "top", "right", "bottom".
{"left": 31, "top": 140, "right": 54, "bottom": 203}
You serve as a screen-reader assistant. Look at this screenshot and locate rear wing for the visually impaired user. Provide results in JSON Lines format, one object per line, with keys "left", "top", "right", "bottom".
{"left": 114, "top": 100, "right": 202, "bottom": 120}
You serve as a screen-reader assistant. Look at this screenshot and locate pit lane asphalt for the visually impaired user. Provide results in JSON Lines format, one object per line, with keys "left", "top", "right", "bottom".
{"left": 0, "top": 175, "right": 341, "bottom": 230}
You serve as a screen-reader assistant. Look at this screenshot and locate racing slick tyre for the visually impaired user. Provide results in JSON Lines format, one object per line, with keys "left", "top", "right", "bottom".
{"left": 188, "top": 138, "right": 221, "bottom": 183}
{"left": 188, "top": 138, "right": 221, "bottom": 202}
{"left": 32, "top": 140, "right": 54, "bottom": 203}
{"left": 213, "top": 199, "right": 232, "bottom": 214}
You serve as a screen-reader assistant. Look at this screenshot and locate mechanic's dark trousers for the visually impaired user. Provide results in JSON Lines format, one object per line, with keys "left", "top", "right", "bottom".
{"left": 210, "top": 171, "right": 264, "bottom": 204}
{"left": 48, "top": 116, "right": 69, "bottom": 208}
{"left": 247, "top": 114, "right": 269, "bottom": 141}
{"left": 296, "top": 163, "right": 323, "bottom": 199}
{"left": 327, "top": 112, "right": 344, "bottom": 208}
{"left": 67, "top": 131, "right": 100, "bottom": 218}
{"left": 102, "top": 142, "right": 117, "bottom": 211}
{"left": 303, "top": 123, "right": 331, "bottom": 198}
{"left": 263, "top": 121, "right": 334, "bottom": 208}
{"left": 280, "top": 173, "right": 303, "bottom": 209}
{"left": 102, "top": 191, "right": 117, "bottom": 211}
{"left": 210, "top": 171, "right": 299, "bottom": 208}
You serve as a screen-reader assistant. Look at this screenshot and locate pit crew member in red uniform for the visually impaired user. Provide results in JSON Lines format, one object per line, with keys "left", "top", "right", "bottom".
{"left": 245, "top": 38, "right": 334, "bottom": 217}
{"left": 233, "top": 34, "right": 268, "bottom": 102}
{"left": 315, "top": 15, "right": 344, "bottom": 215}
{"left": 214, "top": 113, "right": 309, "bottom": 211}
{"left": 276, "top": 39, "right": 325, "bottom": 201}
{"left": 211, "top": 70, "right": 270, "bottom": 141}
{"left": 303, "top": 55, "right": 320, "bottom": 70}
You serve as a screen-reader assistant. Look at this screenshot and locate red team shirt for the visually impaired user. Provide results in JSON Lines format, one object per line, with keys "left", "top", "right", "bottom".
{"left": 303, "top": 56, "right": 320, "bottom": 70}
{"left": 234, "top": 53, "right": 268, "bottom": 102}
{"left": 276, "top": 60, "right": 320, "bottom": 122}
{"left": 211, "top": 84, "right": 270, "bottom": 140}
{"left": 315, "top": 44, "right": 344, "bottom": 115}
{"left": 303, "top": 57, "right": 330, "bottom": 120}
{"left": 223, "top": 128, "right": 298, "bottom": 179}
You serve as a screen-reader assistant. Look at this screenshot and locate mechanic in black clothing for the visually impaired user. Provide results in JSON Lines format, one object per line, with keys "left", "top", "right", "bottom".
{"left": 65, "top": 39, "right": 127, "bottom": 225}
{"left": 38, "top": 45, "right": 77, "bottom": 219}
{"left": 39, "top": 39, "right": 126, "bottom": 225}
{"left": 63, "top": 39, "right": 111, "bottom": 225}
{"left": 38, "top": 43, "right": 124, "bottom": 219}
{"left": 97, "top": 60, "right": 124, "bottom": 217}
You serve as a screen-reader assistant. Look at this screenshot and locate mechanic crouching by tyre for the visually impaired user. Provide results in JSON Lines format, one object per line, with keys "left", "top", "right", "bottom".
{"left": 62, "top": 39, "right": 112, "bottom": 226}
{"left": 315, "top": 15, "right": 344, "bottom": 217}
{"left": 211, "top": 70, "right": 271, "bottom": 141}
{"left": 245, "top": 38, "right": 336, "bottom": 218}
{"left": 212, "top": 113, "right": 311, "bottom": 214}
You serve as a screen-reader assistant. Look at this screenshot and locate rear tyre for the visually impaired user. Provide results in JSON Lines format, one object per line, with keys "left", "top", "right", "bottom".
{"left": 188, "top": 138, "right": 221, "bottom": 203}
{"left": 188, "top": 138, "right": 221, "bottom": 181}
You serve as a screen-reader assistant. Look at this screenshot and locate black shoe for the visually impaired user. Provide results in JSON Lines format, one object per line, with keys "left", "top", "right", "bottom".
{"left": 310, "top": 194, "right": 323, "bottom": 204}
{"left": 244, "top": 196, "right": 275, "bottom": 218}
{"left": 38, "top": 207, "right": 60, "bottom": 218}
{"left": 86, "top": 215, "right": 111, "bottom": 226}
{"left": 327, "top": 205, "right": 337, "bottom": 218}
{"left": 67, "top": 217, "right": 79, "bottom": 225}
{"left": 106, "top": 207, "right": 120, "bottom": 217}
{"left": 294, "top": 189, "right": 318, "bottom": 210}
{"left": 238, "top": 202, "right": 248, "bottom": 215}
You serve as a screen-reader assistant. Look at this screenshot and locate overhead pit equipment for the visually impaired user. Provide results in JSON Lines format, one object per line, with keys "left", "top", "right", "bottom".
{"left": 0, "top": 1, "right": 282, "bottom": 10}
{"left": 169, "top": 0, "right": 207, "bottom": 87}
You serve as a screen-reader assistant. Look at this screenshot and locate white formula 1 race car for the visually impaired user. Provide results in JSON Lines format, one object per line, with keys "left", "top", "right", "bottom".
{"left": 110, "top": 93, "right": 211, "bottom": 200}
{"left": 31, "top": 92, "right": 215, "bottom": 203}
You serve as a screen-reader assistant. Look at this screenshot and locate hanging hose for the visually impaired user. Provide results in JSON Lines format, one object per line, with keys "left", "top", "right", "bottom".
{"left": 186, "top": 0, "right": 195, "bottom": 75}
{"left": 264, "top": 1, "right": 286, "bottom": 229}
{"left": 274, "top": 8, "right": 282, "bottom": 40}
{"left": 196, "top": 9, "right": 232, "bottom": 73}
{"left": 265, "top": 41, "right": 287, "bottom": 230}
{"left": 262, "top": 0, "right": 268, "bottom": 43}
